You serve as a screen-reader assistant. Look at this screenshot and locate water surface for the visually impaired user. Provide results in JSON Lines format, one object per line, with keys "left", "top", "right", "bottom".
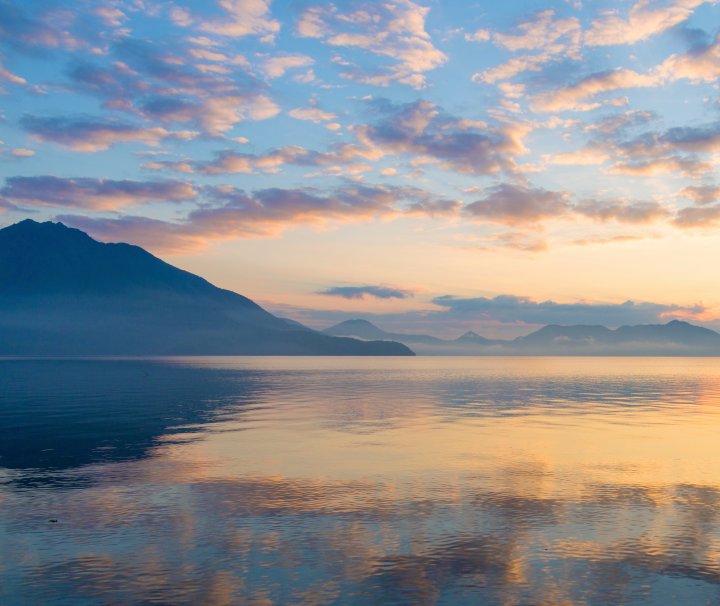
{"left": 2, "top": 357, "right": 720, "bottom": 605}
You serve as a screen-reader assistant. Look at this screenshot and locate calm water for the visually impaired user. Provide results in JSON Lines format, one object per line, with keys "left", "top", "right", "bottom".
{"left": 1, "top": 357, "right": 720, "bottom": 605}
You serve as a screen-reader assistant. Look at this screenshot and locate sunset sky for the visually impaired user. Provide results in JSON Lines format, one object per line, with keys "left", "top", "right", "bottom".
{"left": 1, "top": 0, "right": 720, "bottom": 337}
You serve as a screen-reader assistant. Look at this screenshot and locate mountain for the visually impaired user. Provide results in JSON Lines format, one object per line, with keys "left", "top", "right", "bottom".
{"left": 323, "top": 318, "right": 720, "bottom": 356}
{"left": 324, "top": 319, "right": 444, "bottom": 345}
{"left": 511, "top": 321, "right": 720, "bottom": 354}
{"left": 615, "top": 320, "right": 720, "bottom": 347}
{"left": 454, "top": 331, "right": 494, "bottom": 345}
{"left": 0, "top": 220, "right": 413, "bottom": 356}
{"left": 513, "top": 324, "right": 613, "bottom": 348}
{"left": 324, "top": 320, "right": 503, "bottom": 354}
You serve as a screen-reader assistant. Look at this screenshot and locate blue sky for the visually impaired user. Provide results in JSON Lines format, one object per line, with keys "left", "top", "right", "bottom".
{"left": 1, "top": 0, "right": 720, "bottom": 336}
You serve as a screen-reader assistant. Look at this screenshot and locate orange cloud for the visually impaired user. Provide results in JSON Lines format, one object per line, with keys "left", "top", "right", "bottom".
{"left": 297, "top": 1, "right": 446, "bottom": 89}
{"left": 608, "top": 157, "right": 711, "bottom": 177}
{"left": 585, "top": 0, "right": 706, "bottom": 46}
{"left": 56, "top": 184, "right": 461, "bottom": 252}
{"left": 1, "top": 176, "right": 197, "bottom": 210}
{"left": 20, "top": 115, "right": 187, "bottom": 152}
{"left": 198, "top": 0, "right": 280, "bottom": 40}
{"left": 532, "top": 69, "right": 661, "bottom": 113}
{"left": 464, "top": 184, "right": 571, "bottom": 226}
{"left": 263, "top": 54, "right": 314, "bottom": 79}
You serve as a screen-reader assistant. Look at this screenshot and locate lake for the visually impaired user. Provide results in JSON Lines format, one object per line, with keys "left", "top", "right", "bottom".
{"left": 1, "top": 356, "right": 720, "bottom": 605}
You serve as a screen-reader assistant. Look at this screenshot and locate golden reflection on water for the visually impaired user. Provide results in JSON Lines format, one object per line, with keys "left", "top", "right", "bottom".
{"left": 2, "top": 356, "right": 720, "bottom": 604}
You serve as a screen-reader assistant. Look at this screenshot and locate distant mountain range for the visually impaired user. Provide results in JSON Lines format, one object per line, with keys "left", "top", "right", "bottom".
{"left": 0, "top": 220, "right": 412, "bottom": 356}
{"left": 4, "top": 219, "right": 718, "bottom": 357}
{"left": 324, "top": 318, "right": 720, "bottom": 356}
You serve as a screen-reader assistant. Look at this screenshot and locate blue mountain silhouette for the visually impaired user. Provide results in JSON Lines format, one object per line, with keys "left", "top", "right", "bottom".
{"left": 324, "top": 318, "right": 720, "bottom": 355}
{"left": 0, "top": 220, "right": 413, "bottom": 356}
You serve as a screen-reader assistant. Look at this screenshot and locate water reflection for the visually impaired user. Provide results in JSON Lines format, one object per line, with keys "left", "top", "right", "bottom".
{"left": 2, "top": 357, "right": 720, "bottom": 604}
{"left": 0, "top": 359, "right": 268, "bottom": 487}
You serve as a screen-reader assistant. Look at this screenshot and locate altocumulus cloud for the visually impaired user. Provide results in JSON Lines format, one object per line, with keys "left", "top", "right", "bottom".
{"left": 20, "top": 115, "right": 194, "bottom": 152}
{"left": 56, "top": 183, "right": 459, "bottom": 252}
{"left": 0, "top": 176, "right": 197, "bottom": 210}
{"left": 318, "top": 285, "right": 414, "bottom": 300}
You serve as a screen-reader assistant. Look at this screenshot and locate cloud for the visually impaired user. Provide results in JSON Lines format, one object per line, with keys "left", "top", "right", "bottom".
{"left": 585, "top": 0, "right": 706, "bottom": 46}
{"left": 56, "top": 183, "right": 460, "bottom": 252}
{"left": 144, "top": 144, "right": 377, "bottom": 176}
{"left": 263, "top": 54, "right": 314, "bottom": 78}
{"left": 530, "top": 30, "right": 720, "bottom": 114}
{"left": 470, "top": 10, "right": 581, "bottom": 84}
{"left": 464, "top": 232, "right": 549, "bottom": 253}
{"left": 574, "top": 199, "right": 668, "bottom": 223}
{"left": 545, "top": 146, "right": 609, "bottom": 165}
{"left": 475, "top": 54, "right": 564, "bottom": 84}
{"left": 608, "top": 156, "right": 711, "bottom": 177}
{"left": 20, "top": 115, "right": 184, "bottom": 152}
{"left": 0, "top": 60, "right": 25, "bottom": 85}
{"left": 95, "top": 6, "right": 127, "bottom": 28}
{"left": 296, "top": 1, "right": 446, "bottom": 89}
{"left": 317, "top": 285, "right": 414, "bottom": 300}
{"left": 111, "top": 36, "right": 241, "bottom": 89}
{"left": 53, "top": 214, "right": 205, "bottom": 252}
{"left": 362, "top": 100, "right": 531, "bottom": 175}
{"left": 0, "top": 176, "right": 196, "bottom": 210}
{"left": 197, "top": 0, "right": 280, "bottom": 39}
{"left": 532, "top": 68, "right": 661, "bottom": 113}
{"left": 150, "top": 99, "right": 530, "bottom": 178}
{"left": 431, "top": 294, "right": 703, "bottom": 327}
{"left": 657, "top": 32, "right": 720, "bottom": 81}
{"left": 674, "top": 204, "right": 720, "bottom": 227}
{"left": 679, "top": 185, "right": 720, "bottom": 205}
{"left": 272, "top": 291, "right": 708, "bottom": 339}
{"left": 65, "top": 36, "right": 279, "bottom": 137}
{"left": 288, "top": 104, "right": 337, "bottom": 124}
{"left": 661, "top": 122, "right": 720, "bottom": 152}
{"left": 140, "top": 94, "right": 279, "bottom": 136}
{"left": 66, "top": 60, "right": 148, "bottom": 105}
{"left": 570, "top": 234, "right": 651, "bottom": 246}
{"left": 144, "top": 99, "right": 532, "bottom": 179}
{"left": 471, "top": 3, "right": 711, "bottom": 92}
{"left": 10, "top": 148, "right": 34, "bottom": 157}
{"left": 584, "top": 110, "right": 657, "bottom": 136}
{"left": 464, "top": 184, "right": 571, "bottom": 225}
{"left": 463, "top": 185, "right": 669, "bottom": 227}
{"left": 484, "top": 10, "right": 581, "bottom": 52}
{"left": 0, "top": 1, "right": 86, "bottom": 53}
{"left": 597, "top": 119, "right": 720, "bottom": 177}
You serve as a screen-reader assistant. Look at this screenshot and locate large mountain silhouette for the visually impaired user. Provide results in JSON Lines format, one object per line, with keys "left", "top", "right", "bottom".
{"left": 0, "top": 220, "right": 413, "bottom": 355}
{"left": 324, "top": 318, "right": 720, "bottom": 355}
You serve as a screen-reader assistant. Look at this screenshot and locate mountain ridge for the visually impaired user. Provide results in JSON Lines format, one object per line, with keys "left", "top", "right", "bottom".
{"left": 324, "top": 318, "right": 720, "bottom": 356}
{"left": 0, "top": 220, "right": 413, "bottom": 356}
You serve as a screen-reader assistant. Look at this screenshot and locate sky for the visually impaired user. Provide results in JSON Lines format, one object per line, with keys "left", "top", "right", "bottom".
{"left": 1, "top": 0, "right": 720, "bottom": 338}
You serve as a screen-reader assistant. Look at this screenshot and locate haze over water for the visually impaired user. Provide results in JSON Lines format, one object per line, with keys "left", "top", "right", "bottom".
{"left": 2, "top": 356, "right": 720, "bottom": 605}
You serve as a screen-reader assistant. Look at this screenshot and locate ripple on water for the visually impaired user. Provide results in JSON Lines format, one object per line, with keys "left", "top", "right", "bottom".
{"left": 3, "top": 357, "right": 720, "bottom": 605}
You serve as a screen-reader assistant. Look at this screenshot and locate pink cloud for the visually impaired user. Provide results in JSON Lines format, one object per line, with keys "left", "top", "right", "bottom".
{"left": 464, "top": 184, "right": 571, "bottom": 225}
{"left": 20, "top": 115, "right": 185, "bottom": 152}
{"left": 198, "top": 0, "right": 280, "bottom": 39}
{"left": 56, "top": 184, "right": 460, "bottom": 252}
{"left": 1, "top": 176, "right": 197, "bottom": 210}
{"left": 574, "top": 199, "right": 669, "bottom": 224}
{"left": 585, "top": 0, "right": 707, "bottom": 47}
{"left": 297, "top": 1, "right": 446, "bottom": 89}
{"left": 532, "top": 68, "right": 661, "bottom": 113}
{"left": 263, "top": 54, "right": 314, "bottom": 79}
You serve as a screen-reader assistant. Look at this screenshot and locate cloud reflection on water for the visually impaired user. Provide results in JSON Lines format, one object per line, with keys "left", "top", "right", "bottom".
{"left": 2, "top": 357, "right": 720, "bottom": 604}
